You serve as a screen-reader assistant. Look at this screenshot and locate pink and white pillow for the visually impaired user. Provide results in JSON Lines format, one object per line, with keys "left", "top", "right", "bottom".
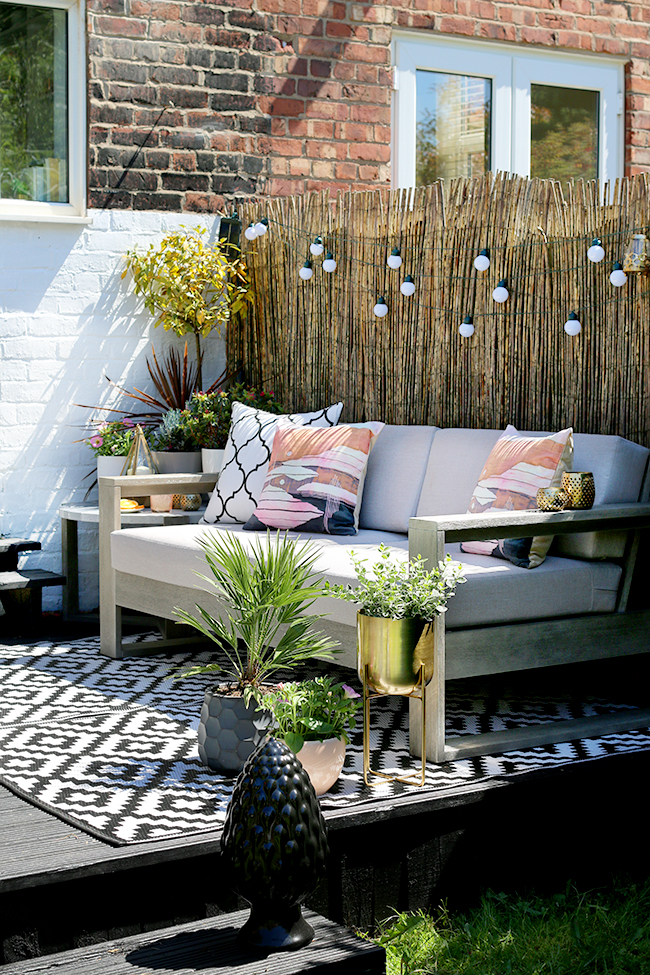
{"left": 460, "top": 424, "right": 573, "bottom": 568}
{"left": 243, "top": 421, "right": 385, "bottom": 535}
{"left": 202, "top": 401, "right": 344, "bottom": 525}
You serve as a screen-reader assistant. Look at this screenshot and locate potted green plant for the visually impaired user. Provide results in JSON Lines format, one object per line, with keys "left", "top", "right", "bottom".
{"left": 151, "top": 408, "right": 201, "bottom": 474}
{"left": 124, "top": 226, "right": 253, "bottom": 390}
{"left": 326, "top": 544, "right": 465, "bottom": 695}
{"left": 176, "top": 530, "right": 340, "bottom": 775}
{"left": 258, "top": 677, "right": 360, "bottom": 795}
{"left": 182, "top": 384, "right": 286, "bottom": 473}
{"left": 85, "top": 419, "right": 138, "bottom": 477}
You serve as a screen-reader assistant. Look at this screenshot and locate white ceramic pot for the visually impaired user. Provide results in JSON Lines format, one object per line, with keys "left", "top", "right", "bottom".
{"left": 201, "top": 447, "right": 225, "bottom": 474}
{"left": 152, "top": 451, "right": 202, "bottom": 474}
{"left": 295, "top": 737, "right": 346, "bottom": 796}
{"left": 96, "top": 455, "right": 128, "bottom": 478}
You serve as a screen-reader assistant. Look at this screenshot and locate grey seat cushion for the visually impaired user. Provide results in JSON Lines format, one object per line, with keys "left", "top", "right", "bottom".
{"left": 111, "top": 524, "right": 621, "bottom": 631}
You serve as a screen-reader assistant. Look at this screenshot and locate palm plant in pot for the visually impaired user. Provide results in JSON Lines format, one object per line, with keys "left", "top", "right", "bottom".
{"left": 258, "top": 677, "right": 361, "bottom": 795}
{"left": 176, "top": 530, "right": 340, "bottom": 775}
{"left": 326, "top": 544, "right": 465, "bottom": 784}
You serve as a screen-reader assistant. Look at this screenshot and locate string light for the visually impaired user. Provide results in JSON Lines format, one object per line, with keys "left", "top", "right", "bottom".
{"left": 299, "top": 259, "right": 313, "bottom": 281}
{"left": 459, "top": 315, "right": 475, "bottom": 337}
{"left": 254, "top": 217, "right": 268, "bottom": 236}
{"left": 400, "top": 275, "right": 416, "bottom": 296}
{"left": 587, "top": 238, "right": 605, "bottom": 263}
{"left": 244, "top": 223, "right": 258, "bottom": 241}
{"left": 373, "top": 296, "right": 389, "bottom": 317}
{"left": 322, "top": 252, "right": 337, "bottom": 273}
{"left": 492, "top": 279, "right": 509, "bottom": 303}
{"left": 310, "top": 235, "right": 324, "bottom": 256}
{"left": 474, "top": 248, "right": 490, "bottom": 271}
{"left": 610, "top": 262, "right": 627, "bottom": 287}
{"left": 387, "top": 247, "right": 402, "bottom": 270}
{"left": 564, "top": 311, "right": 581, "bottom": 335}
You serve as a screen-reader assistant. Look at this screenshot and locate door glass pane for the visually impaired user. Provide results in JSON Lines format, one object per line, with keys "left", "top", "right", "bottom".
{"left": 0, "top": 2, "right": 68, "bottom": 202}
{"left": 416, "top": 70, "right": 491, "bottom": 184}
{"left": 531, "top": 84, "right": 599, "bottom": 181}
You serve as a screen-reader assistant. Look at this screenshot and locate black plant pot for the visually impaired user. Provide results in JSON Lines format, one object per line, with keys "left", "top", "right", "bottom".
{"left": 198, "top": 688, "right": 269, "bottom": 776}
{"left": 221, "top": 737, "right": 329, "bottom": 951}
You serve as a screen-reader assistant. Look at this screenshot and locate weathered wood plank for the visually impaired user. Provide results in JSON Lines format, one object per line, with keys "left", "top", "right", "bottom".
{"left": 0, "top": 911, "right": 385, "bottom": 975}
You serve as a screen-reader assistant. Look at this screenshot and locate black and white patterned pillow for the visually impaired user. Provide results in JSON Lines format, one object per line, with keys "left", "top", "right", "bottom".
{"left": 202, "top": 401, "right": 344, "bottom": 524}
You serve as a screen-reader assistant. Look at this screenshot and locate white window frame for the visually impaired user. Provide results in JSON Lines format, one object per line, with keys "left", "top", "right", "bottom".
{"left": 393, "top": 33, "right": 624, "bottom": 190}
{"left": 0, "top": 0, "right": 87, "bottom": 223}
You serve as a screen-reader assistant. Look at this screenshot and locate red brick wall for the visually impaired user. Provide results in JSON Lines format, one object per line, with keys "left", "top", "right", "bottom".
{"left": 87, "top": 0, "right": 650, "bottom": 211}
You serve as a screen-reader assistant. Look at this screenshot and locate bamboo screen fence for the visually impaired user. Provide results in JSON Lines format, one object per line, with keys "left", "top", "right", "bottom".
{"left": 231, "top": 173, "right": 650, "bottom": 447}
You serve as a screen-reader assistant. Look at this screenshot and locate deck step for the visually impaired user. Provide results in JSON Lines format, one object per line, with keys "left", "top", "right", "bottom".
{"left": 0, "top": 910, "right": 385, "bottom": 975}
{"left": 0, "top": 538, "right": 41, "bottom": 572}
{"left": 0, "top": 569, "right": 67, "bottom": 593}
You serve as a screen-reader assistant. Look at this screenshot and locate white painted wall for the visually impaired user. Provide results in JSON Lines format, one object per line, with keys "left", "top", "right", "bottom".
{"left": 0, "top": 209, "right": 226, "bottom": 613}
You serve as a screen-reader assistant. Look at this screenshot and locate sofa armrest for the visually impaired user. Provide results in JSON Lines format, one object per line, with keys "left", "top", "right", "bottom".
{"left": 409, "top": 503, "right": 650, "bottom": 545}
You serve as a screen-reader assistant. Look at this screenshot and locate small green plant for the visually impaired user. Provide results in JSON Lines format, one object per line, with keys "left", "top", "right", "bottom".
{"left": 182, "top": 384, "right": 286, "bottom": 450}
{"left": 123, "top": 226, "right": 253, "bottom": 389}
{"left": 176, "top": 530, "right": 340, "bottom": 703}
{"left": 150, "top": 408, "right": 196, "bottom": 452}
{"left": 326, "top": 544, "right": 465, "bottom": 622}
{"left": 85, "top": 419, "right": 138, "bottom": 457}
{"left": 258, "top": 677, "right": 361, "bottom": 753}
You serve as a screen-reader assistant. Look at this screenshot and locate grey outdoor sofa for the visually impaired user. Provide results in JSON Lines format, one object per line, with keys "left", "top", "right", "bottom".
{"left": 99, "top": 425, "right": 650, "bottom": 763}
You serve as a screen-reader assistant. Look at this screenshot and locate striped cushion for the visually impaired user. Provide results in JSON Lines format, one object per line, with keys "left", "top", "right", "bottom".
{"left": 243, "top": 421, "right": 384, "bottom": 535}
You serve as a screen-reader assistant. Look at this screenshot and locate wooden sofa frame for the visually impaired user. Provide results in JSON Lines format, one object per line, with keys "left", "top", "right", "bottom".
{"left": 99, "top": 473, "right": 650, "bottom": 764}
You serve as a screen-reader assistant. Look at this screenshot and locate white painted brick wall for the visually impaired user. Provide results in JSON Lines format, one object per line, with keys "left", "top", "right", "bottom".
{"left": 0, "top": 210, "right": 226, "bottom": 613}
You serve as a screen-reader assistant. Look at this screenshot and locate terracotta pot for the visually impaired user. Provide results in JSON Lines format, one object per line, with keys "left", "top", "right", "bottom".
{"left": 295, "top": 737, "right": 346, "bottom": 796}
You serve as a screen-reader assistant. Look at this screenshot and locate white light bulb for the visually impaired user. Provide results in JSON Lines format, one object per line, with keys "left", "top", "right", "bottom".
{"left": 474, "top": 250, "right": 490, "bottom": 272}
{"left": 564, "top": 314, "right": 582, "bottom": 336}
{"left": 587, "top": 238, "right": 604, "bottom": 263}
{"left": 310, "top": 236, "right": 324, "bottom": 256}
{"left": 299, "top": 262, "right": 313, "bottom": 281}
{"left": 400, "top": 275, "right": 416, "bottom": 296}
{"left": 610, "top": 263, "right": 627, "bottom": 287}
{"left": 492, "top": 280, "right": 509, "bottom": 303}
{"left": 459, "top": 316, "right": 474, "bottom": 338}
{"left": 244, "top": 223, "right": 257, "bottom": 241}
{"left": 254, "top": 218, "right": 268, "bottom": 236}
{"left": 322, "top": 253, "right": 337, "bottom": 273}
{"left": 373, "top": 298, "right": 389, "bottom": 318}
{"left": 387, "top": 248, "right": 402, "bottom": 270}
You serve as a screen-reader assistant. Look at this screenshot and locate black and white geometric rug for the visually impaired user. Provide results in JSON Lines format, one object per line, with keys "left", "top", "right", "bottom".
{"left": 1, "top": 634, "right": 649, "bottom": 847}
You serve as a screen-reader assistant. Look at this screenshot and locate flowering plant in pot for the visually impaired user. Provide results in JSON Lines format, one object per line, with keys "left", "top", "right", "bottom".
{"left": 258, "top": 677, "right": 360, "bottom": 795}
{"left": 86, "top": 418, "right": 137, "bottom": 458}
{"left": 176, "top": 530, "right": 340, "bottom": 774}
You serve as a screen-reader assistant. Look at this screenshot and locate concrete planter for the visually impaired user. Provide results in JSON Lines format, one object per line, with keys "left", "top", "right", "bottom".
{"left": 198, "top": 688, "right": 270, "bottom": 776}
{"left": 201, "top": 448, "right": 225, "bottom": 474}
{"left": 152, "top": 451, "right": 202, "bottom": 474}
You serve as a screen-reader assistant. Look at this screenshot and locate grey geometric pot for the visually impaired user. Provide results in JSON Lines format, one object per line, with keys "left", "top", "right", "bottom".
{"left": 198, "top": 688, "right": 270, "bottom": 776}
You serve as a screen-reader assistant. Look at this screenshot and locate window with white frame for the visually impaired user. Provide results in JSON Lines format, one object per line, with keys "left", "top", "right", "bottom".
{"left": 393, "top": 34, "right": 624, "bottom": 189}
{"left": 0, "top": 0, "right": 86, "bottom": 221}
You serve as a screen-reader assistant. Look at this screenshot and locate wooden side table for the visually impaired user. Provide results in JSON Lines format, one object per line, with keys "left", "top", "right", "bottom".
{"left": 59, "top": 502, "right": 206, "bottom": 621}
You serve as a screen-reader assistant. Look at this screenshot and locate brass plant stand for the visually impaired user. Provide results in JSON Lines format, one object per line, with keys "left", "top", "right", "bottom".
{"left": 362, "top": 662, "right": 428, "bottom": 786}
{"left": 357, "top": 613, "right": 433, "bottom": 787}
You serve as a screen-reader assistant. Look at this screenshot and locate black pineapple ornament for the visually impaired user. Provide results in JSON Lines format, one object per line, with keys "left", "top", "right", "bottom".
{"left": 221, "top": 736, "right": 329, "bottom": 951}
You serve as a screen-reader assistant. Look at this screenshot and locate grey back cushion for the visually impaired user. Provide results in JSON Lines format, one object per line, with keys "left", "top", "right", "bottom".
{"left": 416, "top": 428, "right": 502, "bottom": 516}
{"left": 359, "top": 425, "right": 438, "bottom": 533}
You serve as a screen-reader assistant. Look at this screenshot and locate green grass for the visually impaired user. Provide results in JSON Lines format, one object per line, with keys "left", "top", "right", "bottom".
{"left": 372, "top": 877, "right": 650, "bottom": 974}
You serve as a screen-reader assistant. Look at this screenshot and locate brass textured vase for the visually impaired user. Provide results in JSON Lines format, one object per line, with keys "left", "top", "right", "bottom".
{"left": 561, "top": 471, "right": 595, "bottom": 509}
{"left": 357, "top": 612, "right": 434, "bottom": 695}
{"left": 536, "top": 486, "right": 569, "bottom": 511}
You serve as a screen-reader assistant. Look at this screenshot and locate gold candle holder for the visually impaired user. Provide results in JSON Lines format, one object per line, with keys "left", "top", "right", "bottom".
{"left": 536, "top": 487, "right": 569, "bottom": 511}
{"left": 623, "top": 233, "right": 649, "bottom": 274}
{"left": 561, "top": 472, "right": 595, "bottom": 509}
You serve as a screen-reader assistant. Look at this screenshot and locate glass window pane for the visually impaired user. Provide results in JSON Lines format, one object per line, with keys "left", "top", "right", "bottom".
{"left": 416, "top": 70, "right": 491, "bottom": 184}
{"left": 531, "top": 84, "right": 599, "bottom": 181}
{"left": 0, "top": 2, "right": 68, "bottom": 203}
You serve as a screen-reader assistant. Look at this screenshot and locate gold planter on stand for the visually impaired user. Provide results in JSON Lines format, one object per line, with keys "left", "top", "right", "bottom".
{"left": 357, "top": 612, "right": 434, "bottom": 787}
